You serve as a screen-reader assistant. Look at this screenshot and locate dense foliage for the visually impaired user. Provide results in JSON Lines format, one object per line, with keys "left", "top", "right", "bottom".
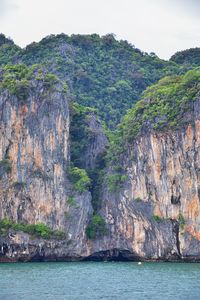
{"left": 0, "top": 64, "right": 60, "bottom": 101}
{"left": 117, "top": 68, "right": 200, "bottom": 143}
{"left": 107, "top": 174, "right": 127, "bottom": 192}
{"left": 0, "top": 34, "right": 14, "bottom": 47}
{"left": 86, "top": 214, "right": 107, "bottom": 239}
{"left": 2, "top": 33, "right": 184, "bottom": 128}
{"left": 1, "top": 33, "right": 199, "bottom": 128}
{"left": 0, "top": 218, "right": 65, "bottom": 239}
{"left": 170, "top": 48, "right": 200, "bottom": 67}
{"left": 68, "top": 166, "right": 91, "bottom": 192}
{"left": 69, "top": 102, "right": 97, "bottom": 168}
{"left": 0, "top": 64, "right": 32, "bottom": 101}
{"left": 104, "top": 67, "right": 200, "bottom": 170}
{"left": 0, "top": 34, "right": 20, "bottom": 66}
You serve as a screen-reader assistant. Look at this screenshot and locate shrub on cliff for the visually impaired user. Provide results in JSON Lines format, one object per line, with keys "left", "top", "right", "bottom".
{"left": 0, "top": 34, "right": 20, "bottom": 66}
{"left": 107, "top": 174, "right": 127, "bottom": 192}
{"left": 0, "top": 64, "right": 31, "bottom": 101}
{"left": 0, "top": 159, "right": 12, "bottom": 179}
{"left": 152, "top": 215, "right": 162, "bottom": 222}
{"left": 178, "top": 213, "right": 186, "bottom": 229}
{"left": 68, "top": 166, "right": 91, "bottom": 192}
{"left": 86, "top": 214, "right": 107, "bottom": 239}
{"left": 0, "top": 219, "right": 65, "bottom": 239}
{"left": 43, "top": 73, "right": 59, "bottom": 88}
{"left": 0, "top": 64, "right": 61, "bottom": 102}
{"left": 118, "top": 68, "right": 200, "bottom": 142}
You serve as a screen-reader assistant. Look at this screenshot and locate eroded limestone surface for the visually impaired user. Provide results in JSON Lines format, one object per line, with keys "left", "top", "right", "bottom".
{"left": 1, "top": 75, "right": 200, "bottom": 261}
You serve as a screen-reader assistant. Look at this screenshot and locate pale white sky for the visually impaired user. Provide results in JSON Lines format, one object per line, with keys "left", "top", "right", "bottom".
{"left": 0, "top": 0, "right": 199, "bottom": 59}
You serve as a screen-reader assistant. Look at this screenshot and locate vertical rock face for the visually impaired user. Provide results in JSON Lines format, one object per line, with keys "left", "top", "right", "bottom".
{"left": 0, "top": 70, "right": 93, "bottom": 261}
{"left": 0, "top": 65, "right": 200, "bottom": 262}
{"left": 1, "top": 92, "right": 200, "bottom": 261}
{"left": 0, "top": 81, "right": 69, "bottom": 228}
{"left": 91, "top": 99, "right": 200, "bottom": 261}
{"left": 83, "top": 113, "right": 108, "bottom": 170}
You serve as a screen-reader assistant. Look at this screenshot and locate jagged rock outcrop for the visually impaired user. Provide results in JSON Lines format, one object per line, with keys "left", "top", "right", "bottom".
{"left": 0, "top": 191, "right": 92, "bottom": 262}
{"left": 0, "top": 66, "right": 93, "bottom": 261}
{"left": 0, "top": 64, "right": 200, "bottom": 263}
{"left": 0, "top": 82, "right": 69, "bottom": 228}
{"left": 88, "top": 99, "right": 200, "bottom": 261}
{"left": 83, "top": 113, "right": 108, "bottom": 170}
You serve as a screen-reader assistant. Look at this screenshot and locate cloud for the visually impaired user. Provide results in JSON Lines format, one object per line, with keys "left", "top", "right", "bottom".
{"left": 0, "top": 0, "right": 17, "bottom": 17}
{"left": 168, "top": 0, "right": 200, "bottom": 17}
{"left": 0, "top": 0, "right": 199, "bottom": 59}
{"left": 181, "top": 0, "right": 200, "bottom": 9}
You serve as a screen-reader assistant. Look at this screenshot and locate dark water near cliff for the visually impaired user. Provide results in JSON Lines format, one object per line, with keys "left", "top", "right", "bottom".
{"left": 0, "top": 262, "right": 200, "bottom": 299}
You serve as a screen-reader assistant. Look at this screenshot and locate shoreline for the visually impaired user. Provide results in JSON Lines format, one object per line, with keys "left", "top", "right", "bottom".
{"left": 1, "top": 256, "right": 200, "bottom": 263}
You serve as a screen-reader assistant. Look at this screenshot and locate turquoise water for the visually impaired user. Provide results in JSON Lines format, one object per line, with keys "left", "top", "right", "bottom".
{"left": 0, "top": 262, "right": 200, "bottom": 299}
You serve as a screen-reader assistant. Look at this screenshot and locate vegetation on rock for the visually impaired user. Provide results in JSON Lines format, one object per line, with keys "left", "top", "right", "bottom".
{"left": 1, "top": 33, "right": 186, "bottom": 128}
{"left": 152, "top": 215, "right": 163, "bottom": 222}
{"left": 0, "top": 34, "right": 20, "bottom": 66}
{"left": 178, "top": 213, "right": 186, "bottom": 229}
{"left": 0, "top": 32, "right": 200, "bottom": 246}
{"left": 107, "top": 174, "right": 127, "bottom": 192}
{"left": 69, "top": 102, "right": 97, "bottom": 168}
{"left": 0, "top": 64, "right": 61, "bottom": 101}
{"left": 68, "top": 166, "right": 91, "bottom": 192}
{"left": 86, "top": 214, "right": 107, "bottom": 239}
{"left": 67, "top": 196, "right": 78, "bottom": 207}
{"left": 115, "top": 68, "right": 200, "bottom": 146}
{"left": 0, "top": 218, "right": 65, "bottom": 239}
{"left": 170, "top": 48, "right": 200, "bottom": 67}
{"left": 0, "top": 159, "right": 12, "bottom": 179}
{"left": 12, "top": 181, "right": 26, "bottom": 190}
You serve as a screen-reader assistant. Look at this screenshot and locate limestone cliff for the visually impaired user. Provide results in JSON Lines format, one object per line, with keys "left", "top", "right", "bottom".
{"left": 88, "top": 70, "right": 200, "bottom": 261}
{"left": 0, "top": 66, "right": 200, "bottom": 262}
{"left": 90, "top": 100, "right": 200, "bottom": 261}
{"left": 0, "top": 65, "right": 93, "bottom": 261}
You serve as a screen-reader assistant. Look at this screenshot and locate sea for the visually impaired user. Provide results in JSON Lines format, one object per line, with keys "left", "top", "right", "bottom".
{"left": 0, "top": 261, "right": 200, "bottom": 299}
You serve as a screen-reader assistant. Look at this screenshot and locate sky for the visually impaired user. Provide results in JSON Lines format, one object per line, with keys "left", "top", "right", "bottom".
{"left": 0, "top": 0, "right": 199, "bottom": 59}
